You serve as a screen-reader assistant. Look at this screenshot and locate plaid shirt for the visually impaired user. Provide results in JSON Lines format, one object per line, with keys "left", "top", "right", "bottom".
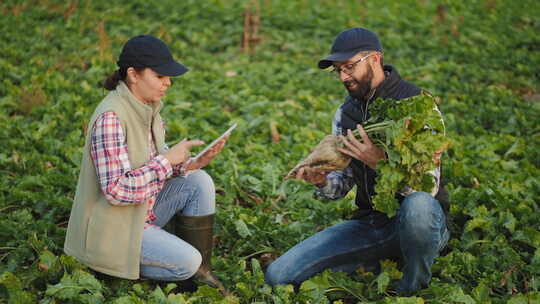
{"left": 315, "top": 104, "right": 441, "bottom": 200}
{"left": 90, "top": 111, "right": 181, "bottom": 228}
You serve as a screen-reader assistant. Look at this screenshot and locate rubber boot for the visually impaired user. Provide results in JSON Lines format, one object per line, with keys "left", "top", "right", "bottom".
{"left": 173, "top": 214, "right": 230, "bottom": 296}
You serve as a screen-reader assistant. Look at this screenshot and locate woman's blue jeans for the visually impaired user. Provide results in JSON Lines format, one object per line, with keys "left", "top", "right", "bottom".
{"left": 139, "top": 170, "right": 215, "bottom": 281}
{"left": 265, "top": 192, "right": 450, "bottom": 293}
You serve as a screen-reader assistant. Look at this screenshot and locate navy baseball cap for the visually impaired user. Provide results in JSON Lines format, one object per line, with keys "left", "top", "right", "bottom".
{"left": 117, "top": 35, "right": 188, "bottom": 76}
{"left": 318, "top": 28, "right": 383, "bottom": 69}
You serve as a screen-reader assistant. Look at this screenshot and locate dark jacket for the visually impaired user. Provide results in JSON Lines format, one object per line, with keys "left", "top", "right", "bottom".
{"left": 340, "top": 65, "right": 450, "bottom": 218}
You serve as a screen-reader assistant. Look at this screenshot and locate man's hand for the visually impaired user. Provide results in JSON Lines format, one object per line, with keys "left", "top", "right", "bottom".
{"left": 338, "top": 124, "right": 385, "bottom": 169}
{"left": 164, "top": 139, "right": 205, "bottom": 166}
{"left": 184, "top": 134, "right": 230, "bottom": 171}
{"left": 296, "top": 167, "right": 328, "bottom": 187}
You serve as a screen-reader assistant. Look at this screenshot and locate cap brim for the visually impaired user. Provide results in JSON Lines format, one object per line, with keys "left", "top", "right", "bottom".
{"left": 318, "top": 50, "right": 358, "bottom": 69}
{"left": 152, "top": 61, "right": 189, "bottom": 76}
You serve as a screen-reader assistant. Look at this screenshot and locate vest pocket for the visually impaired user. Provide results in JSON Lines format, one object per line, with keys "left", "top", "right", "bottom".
{"left": 85, "top": 201, "right": 132, "bottom": 272}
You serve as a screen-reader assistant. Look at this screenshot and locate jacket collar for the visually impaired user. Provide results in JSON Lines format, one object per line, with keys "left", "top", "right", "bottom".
{"left": 116, "top": 81, "right": 162, "bottom": 125}
{"left": 348, "top": 65, "right": 402, "bottom": 104}
{"left": 371, "top": 65, "right": 402, "bottom": 101}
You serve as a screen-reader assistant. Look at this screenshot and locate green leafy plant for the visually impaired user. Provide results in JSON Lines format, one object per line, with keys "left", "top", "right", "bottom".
{"left": 367, "top": 93, "right": 451, "bottom": 216}
{"left": 0, "top": 0, "right": 538, "bottom": 303}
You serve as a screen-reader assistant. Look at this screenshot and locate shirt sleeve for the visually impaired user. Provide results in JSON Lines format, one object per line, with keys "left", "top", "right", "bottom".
{"left": 90, "top": 111, "right": 173, "bottom": 205}
{"left": 161, "top": 141, "right": 187, "bottom": 177}
{"left": 314, "top": 105, "right": 356, "bottom": 200}
{"left": 429, "top": 104, "right": 445, "bottom": 196}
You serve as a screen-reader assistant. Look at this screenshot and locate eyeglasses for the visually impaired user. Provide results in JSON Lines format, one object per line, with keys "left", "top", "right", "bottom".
{"left": 331, "top": 53, "right": 374, "bottom": 77}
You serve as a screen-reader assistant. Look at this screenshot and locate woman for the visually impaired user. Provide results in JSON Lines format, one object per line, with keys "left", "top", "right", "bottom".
{"left": 64, "top": 35, "right": 228, "bottom": 293}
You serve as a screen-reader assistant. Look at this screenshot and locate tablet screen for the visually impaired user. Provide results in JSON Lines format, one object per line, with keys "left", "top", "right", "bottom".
{"left": 193, "top": 123, "right": 237, "bottom": 161}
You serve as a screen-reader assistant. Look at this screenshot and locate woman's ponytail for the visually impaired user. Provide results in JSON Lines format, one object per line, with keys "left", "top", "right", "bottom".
{"left": 102, "top": 68, "right": 127, "bottom": 91}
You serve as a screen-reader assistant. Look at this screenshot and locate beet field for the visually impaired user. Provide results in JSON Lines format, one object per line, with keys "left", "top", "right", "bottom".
{"left": 1, "top": 0, "right": 539, "bottom": 303}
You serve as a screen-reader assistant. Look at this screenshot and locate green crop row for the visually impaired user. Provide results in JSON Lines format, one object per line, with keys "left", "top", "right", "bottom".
{"left": 1, "top": 0, "right": 539, "bottom": 303}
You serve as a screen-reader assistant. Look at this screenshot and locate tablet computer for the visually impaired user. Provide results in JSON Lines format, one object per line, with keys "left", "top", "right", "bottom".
{"left": 193, "top": 123, "right": 237, "bottom": 161}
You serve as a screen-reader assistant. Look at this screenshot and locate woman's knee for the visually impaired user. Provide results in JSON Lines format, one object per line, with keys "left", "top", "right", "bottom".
{"left": 187, "top": 170, "right": 215, "bottom": 193}
{"left": 184, "top": 170, "right": 216, "bottom": 215}
{"left": 169, "top": 248, "right": 202, "bottom": 280}
{"left": 140, "top": 247, "right": 202, "bottom": 281}
{"left": 182, "top": 249, "right": 202, "bottom": 279}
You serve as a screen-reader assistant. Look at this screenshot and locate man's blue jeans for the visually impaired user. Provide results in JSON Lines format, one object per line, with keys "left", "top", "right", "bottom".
{"left": 265, "top": 192, "right": 450, "bottom": 293}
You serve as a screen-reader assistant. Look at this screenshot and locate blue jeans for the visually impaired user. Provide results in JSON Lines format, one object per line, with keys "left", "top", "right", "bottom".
{"left": 265, "top": 192, "right": 449, "bottom": 293}
{"left": 139, "top": 170, "right": 215, "bottom": 281}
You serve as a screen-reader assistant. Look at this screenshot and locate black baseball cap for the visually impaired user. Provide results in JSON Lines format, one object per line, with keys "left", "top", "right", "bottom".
{"left": 117, "top": 35, "right": 188, "bottom": 76}
{"left": 318, "top": 28, "right": 383, "bottom": 69}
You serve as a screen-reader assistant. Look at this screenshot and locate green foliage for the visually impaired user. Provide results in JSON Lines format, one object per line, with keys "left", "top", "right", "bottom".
{"left": 45, "top": 270, "right": 104, "bottom": 303}
{"left": 363, "top": 94, "right": 451, "bottom": 216}
{"left": 0, "top": 272, "right": 36, "bottom": 304}
{"left": 1, "top": 0, "right": 539, "bottom": 303}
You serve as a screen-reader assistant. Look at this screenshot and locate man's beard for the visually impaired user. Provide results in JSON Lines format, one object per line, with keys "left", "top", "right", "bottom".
{"left": 343, "top": 65, "right": 374, "bottom": 101}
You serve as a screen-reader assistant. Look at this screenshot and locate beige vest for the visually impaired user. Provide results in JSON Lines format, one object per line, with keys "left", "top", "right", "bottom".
{"left": 64, "top": 81, "right": 167, "bottom": 279}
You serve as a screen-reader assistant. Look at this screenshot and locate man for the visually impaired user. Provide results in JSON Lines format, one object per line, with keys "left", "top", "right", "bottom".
{"left": 265, "top": 28, "right": 450, "bottom": 294}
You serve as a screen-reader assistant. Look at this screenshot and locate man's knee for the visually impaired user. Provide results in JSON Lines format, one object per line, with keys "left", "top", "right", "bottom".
{"left": 401, "top": 192, "right": 442, "bottom": 219}
{"left": 400, "top": 192, "right": 445, "bottom": 241}
{"left": 265, "top": 262, "right": 288, "bottom": 287}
